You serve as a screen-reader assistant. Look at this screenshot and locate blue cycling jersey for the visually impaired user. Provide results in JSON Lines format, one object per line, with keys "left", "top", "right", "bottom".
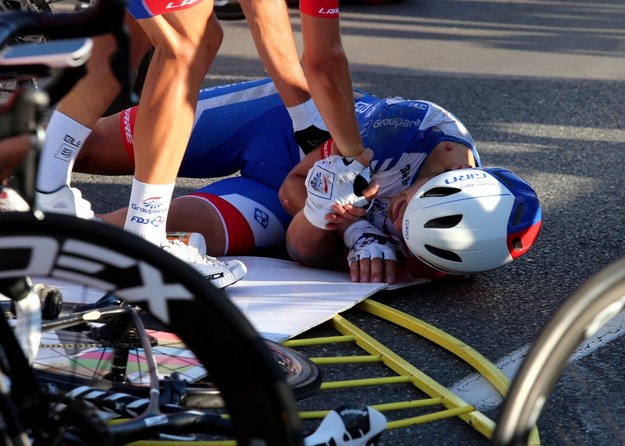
{"left": 120, "top": 77, "right": 481, "bottom": 254}
{"left": 169, "top": 78, "right": 480, "bottom": 191}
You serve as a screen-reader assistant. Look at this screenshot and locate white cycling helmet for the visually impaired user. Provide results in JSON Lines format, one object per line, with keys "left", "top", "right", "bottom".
{"left": 402, "top": 167, "right": 542, "bottom": 274}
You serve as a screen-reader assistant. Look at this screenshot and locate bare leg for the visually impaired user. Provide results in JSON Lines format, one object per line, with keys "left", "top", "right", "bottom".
{"left": 55, "top": 17, "right": 152, "bottom": 128}
{"left": 79, "top": 14, "right": 224, "bottom": 178}
{"left": 0, "top": 18, "right": 149, "bottom": 182}
{"left": 131, "top": 5, "right": 218, "bottom": 185}
{"left": 0, "top": 113, "right": 135, "bottom": 180}
{"left": 100, "top": 195, "right": 227, "bottom": 256}
{"left": 238, "top": 0, "right": 331, "bottom": 151}
{"left": 34, "top": 15, "right": 151, "bottom": 215}
{"left": 75, "top": 114, "right": 135, "bottom": 175}
{"left": 167, "top": 196, "right": 227, "bottom": 255}
{"left": 0, "top": 135, "right": 30, "bottom": 181}
{"left": 122, "top": 8, "right": 222, "bottom": 245}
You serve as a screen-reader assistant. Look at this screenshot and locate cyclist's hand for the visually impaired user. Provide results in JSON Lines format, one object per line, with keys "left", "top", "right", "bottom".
{"left": 344, "top": 220, "right": 399, "bottom": 283}
{"left": 303, "top": 149, "right": 374, "bottom": 230}
{"left": 323, "top": 189, "right": 379, "bottom": 230}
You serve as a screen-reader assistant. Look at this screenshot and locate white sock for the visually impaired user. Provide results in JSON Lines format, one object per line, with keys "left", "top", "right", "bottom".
{"left": 124, "top": 178, "right": 175, "bottom": 246}
{"left": 37, "top": 111, "right": 92, "bottom": 192}
{"left": 287, "top": 98, "right": 328, "bottom": 131}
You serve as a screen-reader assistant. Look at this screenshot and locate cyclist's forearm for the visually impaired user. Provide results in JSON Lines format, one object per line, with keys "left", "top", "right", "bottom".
{"left": 240, "top": 0, "right": 310, "bottom": 107}
{"left": 286, "top": 211, "right": 346, "bottom": 270}
{"left": 300, "top": 14, "right": 365, "bottom": 159}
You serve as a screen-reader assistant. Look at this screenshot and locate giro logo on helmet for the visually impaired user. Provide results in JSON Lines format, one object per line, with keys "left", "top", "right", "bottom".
{"left": 443, "top": 171, "right": 489, "bottom": 184}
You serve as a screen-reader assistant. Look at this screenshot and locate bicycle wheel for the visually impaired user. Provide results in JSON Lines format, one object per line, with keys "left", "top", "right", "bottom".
{"left": 32, "top": 298, "right": 322, "bottom": 407}
{"left": 158, "top": 339, "right": 322, "bottom": 407}
{"left": 493, "top": 257, "right": 625, "bottom": 446}
{"left": 0, "top": 211, "right": 303, "bottom": 445}
{"left": 269, "top": 340, "right": 322, "bottom": 401}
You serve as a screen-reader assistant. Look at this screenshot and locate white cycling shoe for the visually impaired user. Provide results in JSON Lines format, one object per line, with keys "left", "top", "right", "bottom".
{"left": 305, "top": 404, "right": 386, "bottom": 446}
{"left": 36, "top": 185, "right": 95, "bottom": 219}
{"left": 34, "top": 189, "right": 246, "bottom": 288}
{"left": 161, "top": 236, "right": 247, "bottom": 289}
{"left": 0, "top": 186, "right": 30, "bottom": 212}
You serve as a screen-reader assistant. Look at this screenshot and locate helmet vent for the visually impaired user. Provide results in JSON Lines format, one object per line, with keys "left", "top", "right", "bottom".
{"left": 424, "top": 214, "right": 463, "bottom": 229}
{"left": 512, "top": 203, "right": 526, "bottom": 226}
{"left": 424, "top": 245, "right": 462, "bottom": 262}
{"left": 422, "top": 187, "right": 462, "bottom": 198}
{"left": 491, "top": 170, "right": 515, "bottom": 190}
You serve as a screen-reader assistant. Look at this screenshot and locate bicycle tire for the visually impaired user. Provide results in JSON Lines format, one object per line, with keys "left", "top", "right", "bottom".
{"left": 0, "top": 212, "right": 303, "bottom": 445}
{"left": 493, "top": 257, "right": 625, "bottom": 446}
{"left": 177, "top": 340, "right": 322, "bottom": 407}
{"left": 139, "top": 312, "right": 322, "bottom": 405}
{"left": 269, "top": 340, "right": 322, "bottom": 401}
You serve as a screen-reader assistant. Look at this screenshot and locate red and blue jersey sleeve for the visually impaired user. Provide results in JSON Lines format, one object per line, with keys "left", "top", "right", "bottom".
{"left": 127, "top": 0, "right": 205, "bottom": 20}
{"left": 300, "top": 0, "right": 339, "bottom": 18}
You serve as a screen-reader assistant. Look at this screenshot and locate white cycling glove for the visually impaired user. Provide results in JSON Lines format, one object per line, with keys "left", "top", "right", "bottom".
{"left": 304, "top": 155, "right": 371, "bottom": 229}
{"left": 344, "top": 220, "right": 399, "bottom": 266}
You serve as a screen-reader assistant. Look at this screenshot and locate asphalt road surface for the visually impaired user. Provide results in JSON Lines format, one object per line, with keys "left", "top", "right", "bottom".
{"left": 75, "top": 1, "right": 625, "bottom": 444}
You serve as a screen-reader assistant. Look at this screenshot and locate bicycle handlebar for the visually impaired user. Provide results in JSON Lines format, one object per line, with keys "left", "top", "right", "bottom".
{"left": 0, "top": 0, "right": 127, "bottom": 47}
{"left": 0, "top": 0, "right": 134, "bottom": 103}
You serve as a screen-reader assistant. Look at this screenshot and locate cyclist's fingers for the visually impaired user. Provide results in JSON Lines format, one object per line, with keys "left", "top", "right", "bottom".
{"left": 384, "top": 259, "right": 397, "bottom": 284}
{"left": 370, "top": 257, "right": 385, "bottom": 283}
{"left": 349, "top": 258, "right": 361, "bottom": 282}
{"left": 357, "top": 258, "right": 372, "bottom": 283}
{"left": 349, "top": 259, "right": 371, "bottom": 282}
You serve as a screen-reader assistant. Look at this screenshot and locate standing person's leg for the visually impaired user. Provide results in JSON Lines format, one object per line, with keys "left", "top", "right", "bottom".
{"left": 35, "top": 5, "right": 244, "bottom": 287}
{"left": 121, "top": 9, "right": 246, "bottom": 287}
{"left": 122, "top": 1, "right": 218, "bottom": 245}
{"left": 35, "top": 17, "right": 151, "bottom": 217}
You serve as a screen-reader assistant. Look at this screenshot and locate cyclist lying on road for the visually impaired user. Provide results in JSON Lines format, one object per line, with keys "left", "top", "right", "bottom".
{"left": 0, "top": 77, "right": 542, "bottom": 284}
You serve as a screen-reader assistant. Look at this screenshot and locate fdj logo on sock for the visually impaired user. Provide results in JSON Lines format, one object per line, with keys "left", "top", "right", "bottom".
{"left": 130, "top": 215, "right": 165, "bottom": 227}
